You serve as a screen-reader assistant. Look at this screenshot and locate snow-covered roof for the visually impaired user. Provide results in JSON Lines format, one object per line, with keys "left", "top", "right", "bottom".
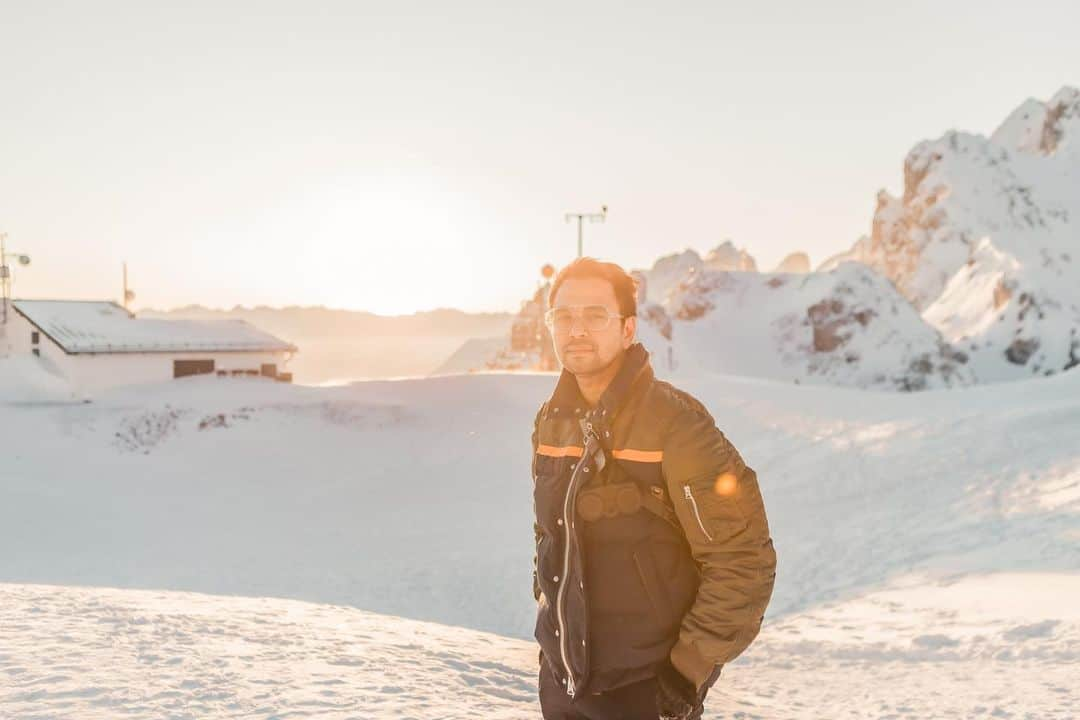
{"left": 12, "top": 300, "right": 297, "bottom": 354}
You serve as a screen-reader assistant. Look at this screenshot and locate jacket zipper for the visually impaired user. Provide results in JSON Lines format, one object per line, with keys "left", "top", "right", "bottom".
{"left": 555, "top": 433, "right": 593, "bottom": 698}
{"left": 683, "top": 484, "right": 713, "bottom": 542}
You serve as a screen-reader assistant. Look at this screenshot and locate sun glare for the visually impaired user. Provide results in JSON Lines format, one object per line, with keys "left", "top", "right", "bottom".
{"left": 253, "top": 172, "right": 483, "bottom": 315}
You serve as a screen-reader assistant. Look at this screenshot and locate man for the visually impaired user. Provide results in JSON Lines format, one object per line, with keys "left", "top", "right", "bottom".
{"left": 531, "top": 257, "right": 777, "bottom": 720}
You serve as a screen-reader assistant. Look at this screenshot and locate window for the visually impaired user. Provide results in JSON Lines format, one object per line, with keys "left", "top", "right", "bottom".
{"left": 173, "top": 359, "right": 215, "bottom": 378}
{"left": 32, "top": 348, "right": 40, "bottom": 357}
{"left": 260, "top": 363, "right": 277, "bottom": 378}
{"left": 31, "top": 331, "right": 39, "bottom": 345}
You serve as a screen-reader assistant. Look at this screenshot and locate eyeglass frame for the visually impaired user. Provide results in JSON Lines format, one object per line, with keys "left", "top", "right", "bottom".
{"left": 543, "top": 304, "right": 630, "bottom": 334}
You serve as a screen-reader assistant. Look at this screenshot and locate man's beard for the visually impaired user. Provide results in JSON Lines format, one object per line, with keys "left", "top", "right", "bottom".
{"left": 565, "top": 345, "right": 622, "bottom": 378}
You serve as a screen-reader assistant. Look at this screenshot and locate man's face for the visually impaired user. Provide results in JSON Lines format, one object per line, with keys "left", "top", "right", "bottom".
{"left": 549, "top": 276, "right": 635, "bottom": 376}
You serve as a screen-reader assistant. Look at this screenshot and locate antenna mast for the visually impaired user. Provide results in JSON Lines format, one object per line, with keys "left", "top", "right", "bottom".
{"left": 1, "top": 233, "right": 32, "bottom": 324}
{"left": 564, "top": 205, "right": 608, "bottom": 257}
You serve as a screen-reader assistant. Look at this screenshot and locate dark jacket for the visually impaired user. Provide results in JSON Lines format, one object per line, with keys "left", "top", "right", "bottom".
{"left": 531, "top": 343, "right": 777, "bottom": 698}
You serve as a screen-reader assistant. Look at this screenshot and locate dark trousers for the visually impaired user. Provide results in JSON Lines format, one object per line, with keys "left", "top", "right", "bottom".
{"left": 538, "top": 657, "right": 706, "bottom": 720}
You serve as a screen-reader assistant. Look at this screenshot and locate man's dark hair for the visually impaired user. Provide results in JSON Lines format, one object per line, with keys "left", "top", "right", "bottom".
{"left": 548, "top": 257, "right": 638, "bottom": 318}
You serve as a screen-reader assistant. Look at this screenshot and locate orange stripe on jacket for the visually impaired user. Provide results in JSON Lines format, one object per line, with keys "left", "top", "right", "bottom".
{"left": 612, "top": 448, "right": 663, "bottom": 463}
{"left": 536, "top": 444, "right": 585, "bottom": 458}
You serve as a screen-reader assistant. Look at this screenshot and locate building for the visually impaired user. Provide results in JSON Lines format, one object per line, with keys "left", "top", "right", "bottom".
{"left": 1, "top": 299, "right": 297, "bottom": 394}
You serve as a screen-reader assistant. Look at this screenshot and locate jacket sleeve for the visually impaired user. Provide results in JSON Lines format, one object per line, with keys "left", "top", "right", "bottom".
{"left": 661, "top": 404, "right": 777, "bottom": 690}
{"left": 531, "top": 404, "right": 545, "bottom": 602}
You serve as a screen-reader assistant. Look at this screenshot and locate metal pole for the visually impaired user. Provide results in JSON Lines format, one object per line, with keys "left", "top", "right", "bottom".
{"left": 1, "top": 234, "right": 31, "bottom": 325}
{"left": 565, "top": 206, "right": 607, "bottom": 259}
{"left": 1, "top": 232, "right": 7, "bottom": 325}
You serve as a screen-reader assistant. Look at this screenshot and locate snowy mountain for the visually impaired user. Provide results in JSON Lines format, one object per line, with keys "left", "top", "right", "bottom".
{"left": 666, "top": 263, "right": 972, "bottom": 390}
{"left": 640, "top": 241, "right": 758, "bottom": 305}
{"left": 771, "top": 251, "right": 810, "bottom": 273}
{"left": 3, "top": 360, "right": 1079, "bottom": 717}
{"left": 703, "top": 239, "right": 758, "bottom": 272}
{"left": 822, "top": 87, "right": 1080, "bottom": 382}
{"left": 641, "top": 249, "right": 707, "bottom": 305}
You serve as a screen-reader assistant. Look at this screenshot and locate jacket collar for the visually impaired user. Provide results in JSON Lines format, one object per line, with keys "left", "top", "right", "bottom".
{"left": 547, "top": 343, "right": 653, "bottom": 425}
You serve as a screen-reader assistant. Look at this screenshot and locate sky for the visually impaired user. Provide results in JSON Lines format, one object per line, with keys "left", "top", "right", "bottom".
{"left": 1, "top": 0, "right": 1078, "bottom": 315}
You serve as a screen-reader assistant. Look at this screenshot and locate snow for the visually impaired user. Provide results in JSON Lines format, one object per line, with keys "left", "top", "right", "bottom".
{"left": 13, "top": 300, "right": 296, "bottom": 354}
{"left": 431, "top": 336, "right": 508, "bottom": 375}
{"left": 3, "top": 573, "right": 1077, "bottom": 719}
{"left": 0, "top": 583, "right": 539, "bottom": 719}
{"left": 641, "top": 249, "right": 705, "bottom": 306}
{"left": 0, "top": 354, "right": 78, "bottom": 404}
{"left": 2, "top": 351, "right": 1078, "bottom": 717}
{"left": 665, "top": 263, "right": 972, "bottom": 390}
{"left": 639, "top": 241, "right": 759, "bottom": 306}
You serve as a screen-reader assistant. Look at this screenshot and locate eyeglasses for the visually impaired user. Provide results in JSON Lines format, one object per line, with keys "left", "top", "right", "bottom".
{"left": 544, "top": 305, "right": 626, "bottom": 333}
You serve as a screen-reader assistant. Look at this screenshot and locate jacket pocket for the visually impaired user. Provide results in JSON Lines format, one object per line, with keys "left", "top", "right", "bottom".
{"left": 632, "top": 545, "right": 676, "bottom": 629}
{"left": 681, "top": 476, "right": 748, "bottom": 544}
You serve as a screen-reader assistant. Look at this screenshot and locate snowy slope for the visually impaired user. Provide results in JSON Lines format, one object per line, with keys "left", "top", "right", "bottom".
{"left": 666, "top": 263, "right": 972, "bottom": 390}
{"left": 430, "top": 336, "right": 508, "bottom": 375}
{"left": 0, "top": 583, "right": 540, "bottom": 719}
{"left": 0, "top": 354, "right": 80, "bottom": 403}
{"left": 2, "top": 357, "right": 1079, "bottom": 717}
{"left": 823, "top": 87, "right": 1080, "bottom": 382}
{"left": 771, "top": 251, "right": 810, "bottom": 273}
{"left": 4, "top": 574, "right": 1078, "bottom": 719}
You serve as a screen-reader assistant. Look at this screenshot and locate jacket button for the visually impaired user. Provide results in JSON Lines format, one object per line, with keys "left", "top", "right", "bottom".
{"left": 583, "top": 467, "right": 589, "bottom": 473}
{"left": 555, "top": 629, "right": 559, "bottom": 637}
{"left": 557, "top": 518, "right": 563, "bottom": 526}
{"left": 553, "top": 575, "right": 559, "bottom": 582}
{"left": 569, "top": 463, "right": 575, "bottom": 469}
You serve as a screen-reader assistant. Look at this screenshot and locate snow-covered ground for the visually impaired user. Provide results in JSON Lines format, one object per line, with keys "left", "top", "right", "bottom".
{"left": 2, "top": 358, "right": 1078, "bottom": 717}
{"left": 4, "top": 574, "right": 1076, "bottom": 719}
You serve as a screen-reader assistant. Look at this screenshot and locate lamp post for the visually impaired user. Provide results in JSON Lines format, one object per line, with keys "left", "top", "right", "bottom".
{"left": 564, "top": 205, "right": 607, "bottom": 257}
{"left": 1, "top": 232, "right": 32, "bottom": 325}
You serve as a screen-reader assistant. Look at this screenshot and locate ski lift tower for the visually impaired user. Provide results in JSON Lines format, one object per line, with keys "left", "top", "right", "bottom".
{"left": 1, "top": 232, "right": 32, "bottom": 325}
{"left": 565, "top": 205, "right": 607, "bottom": 257}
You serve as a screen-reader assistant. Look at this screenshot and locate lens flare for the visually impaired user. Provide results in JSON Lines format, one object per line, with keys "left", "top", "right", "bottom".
{"left": 714, "top": 472, "right": 738, "bottom": 497}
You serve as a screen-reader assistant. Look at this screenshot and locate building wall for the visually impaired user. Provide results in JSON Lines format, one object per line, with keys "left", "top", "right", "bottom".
{"left": 5, "top": 314, "right": 291, "bottom": 394}
{"left": 62, "top": 350, "right": 290, "bottom": 394}
{"left": 0, "top": 307, "right": 35, "bottom": 355}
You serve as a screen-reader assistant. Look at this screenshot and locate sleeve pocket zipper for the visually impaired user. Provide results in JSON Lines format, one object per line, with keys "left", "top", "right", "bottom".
{"left": 683, "top": 484, "right": 713, "bottom": 542}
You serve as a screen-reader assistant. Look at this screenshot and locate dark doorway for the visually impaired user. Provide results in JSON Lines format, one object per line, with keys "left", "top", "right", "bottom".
{"left": 174, "top": 359, "right": 215, "bottom": 378}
